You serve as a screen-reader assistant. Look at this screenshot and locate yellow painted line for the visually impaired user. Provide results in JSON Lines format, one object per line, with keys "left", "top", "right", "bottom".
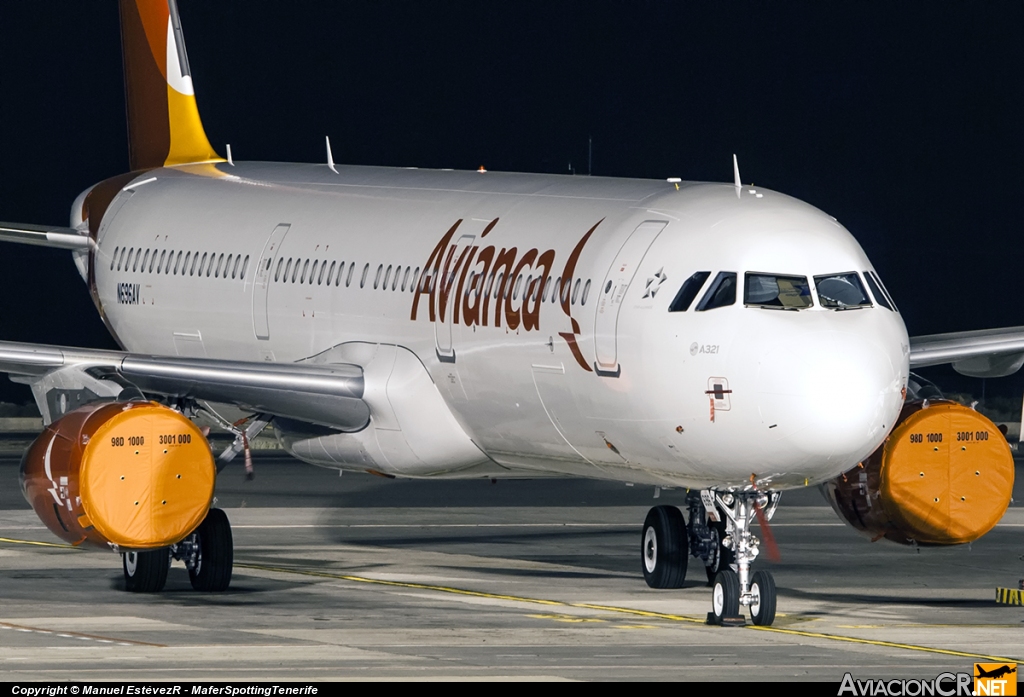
{"left": 747, "top": 625, "right": 1021, "bottom": 663}
{"left": 237, "top": 562, "right": 1021, "bottom": 662}
{"left": 235, "top": 563, "right": 564, "bottom": 607}
{"left": 0, "top": 536, "right": 77, "bottom": 549}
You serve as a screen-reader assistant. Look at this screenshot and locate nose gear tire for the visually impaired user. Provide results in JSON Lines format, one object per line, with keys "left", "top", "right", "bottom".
{"left": 188, "top": 508, "right": 233, "bottom": 592}
{"left": 749, "top": 569, "right": 777, "bottom": 626}
{"left": 710, "top": 569, "right": 740, "bottom": 624}
{"left": 123, "top": 548, "right": 169, "bottom": 593}
{"left": 641, "top": 505, "right": 688, "bottom": 588}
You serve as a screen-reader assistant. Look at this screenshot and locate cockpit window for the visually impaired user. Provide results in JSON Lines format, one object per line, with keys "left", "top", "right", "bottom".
{"left": 814, "top": 273, "right": 871, "bottom": 309}
{"left": 863, "top": 271, "right": 895, "bottom": 312}
{"left": 696, "top": 272, "right": 737, "bottom": 311}
{"left": 867, "top": 270, "right": 898, "bottom": 312}
{"left": 744, "top": 273, "right": 813, "bottom": 309}
{"left": 668, "top": 271, "right": 711, "bottom": 312}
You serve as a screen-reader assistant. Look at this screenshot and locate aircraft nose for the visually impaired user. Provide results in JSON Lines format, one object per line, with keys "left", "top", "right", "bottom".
{"left": 755, "top": 329, "right": 903, "bottom": 468}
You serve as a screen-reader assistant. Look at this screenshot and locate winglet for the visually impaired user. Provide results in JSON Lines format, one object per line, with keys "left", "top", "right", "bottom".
{"left": 733, "top": 154, "right": 742, "bottom": 189}
{"left": 119, "top": 0, "right": 223, "bottom": 170}
{"left": 326, "top": 136, "right": 338, "bottom": 173}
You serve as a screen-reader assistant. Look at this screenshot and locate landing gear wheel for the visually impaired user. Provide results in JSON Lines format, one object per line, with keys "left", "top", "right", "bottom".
{"left": 188, "top": 508, "right": 233, "bottom": 592}
{"left": 749, "top": 569, "right": 777, "bottom": 626}
{"left": 704, "top": 519, "right": 736, "bottom": 586}
{"left": 123, "top": 549, "right": 169, "bottom": 593}
{"left": 710, "top": 569, "right": 740, "bottom": 625}
{"left": 641, "top": 505, "right": 688, "bottom": 588}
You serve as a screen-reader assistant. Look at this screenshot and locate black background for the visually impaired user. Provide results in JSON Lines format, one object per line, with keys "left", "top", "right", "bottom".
{"left": 1, "top": 1, "right": 1023, "bottom": 405}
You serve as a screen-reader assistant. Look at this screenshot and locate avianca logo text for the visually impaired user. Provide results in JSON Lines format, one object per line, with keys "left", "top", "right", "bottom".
{"left": 410, "top": 218, "right": 599, "bottom": 371}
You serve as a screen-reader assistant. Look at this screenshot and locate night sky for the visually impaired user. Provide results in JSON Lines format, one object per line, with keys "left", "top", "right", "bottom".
{"left": 2, "top": 2, "right": 1023, "bottom": 404}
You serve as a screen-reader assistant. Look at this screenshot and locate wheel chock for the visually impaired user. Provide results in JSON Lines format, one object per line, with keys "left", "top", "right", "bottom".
{"left": 995, "top": 586, "right": 1023, "bottom": 606}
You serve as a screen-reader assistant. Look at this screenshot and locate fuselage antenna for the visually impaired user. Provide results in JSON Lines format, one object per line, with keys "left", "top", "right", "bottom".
{"left": 733, "top": 153, "right": 742, "bottom": 198}
{"left": 326, "top": 136, "right": 338, "bottom": 174}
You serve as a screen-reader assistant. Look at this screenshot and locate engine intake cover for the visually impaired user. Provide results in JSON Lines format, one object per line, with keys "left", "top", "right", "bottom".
{"left": 20, "top": 401, "right": 214, "bottom": 550}
{"left": 823, "top": 400, "right": 1014, "bottom": 545}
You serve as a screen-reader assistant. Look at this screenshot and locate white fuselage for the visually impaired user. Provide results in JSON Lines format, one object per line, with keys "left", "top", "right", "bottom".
{"left": 80, "top": 162, "right": 909, "bottom": 490}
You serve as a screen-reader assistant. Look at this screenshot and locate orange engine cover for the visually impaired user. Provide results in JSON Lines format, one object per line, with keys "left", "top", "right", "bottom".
{"left": 20, "top": 401, "right": 215, "bottom": 550}
{"left": 822, "top": 400, "right": 1015, "bottom": 545}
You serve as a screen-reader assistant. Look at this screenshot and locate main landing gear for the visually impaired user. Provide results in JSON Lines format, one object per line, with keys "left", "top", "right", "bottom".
{"left": 122, "top": 508, "right": 234, "bottom": 593}
{"left": 640, "top": 489, "right": 780, "bottom": 626}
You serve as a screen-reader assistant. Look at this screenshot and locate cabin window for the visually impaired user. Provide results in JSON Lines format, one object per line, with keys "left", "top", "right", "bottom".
{"left": 174, "top": 251, "right": 183, "bottom": 275}
{"left": 360, "top": 264, "right": 369, "bottom": 288}
{"left": 326, "top": 261, "right": 336, "bottom": 286}
{"left": 308, "top": 259, "right": 317, "bottom": 284}
{"left": 118, "top": 247, "right": 127, "bottom": 271}
{"left": 562, "top": 278, "right": 572, "bottom": 305}
{"left": 347, "top": 263, "right": 356, "bottom": 287}
{"left": 392, "top": 265, "right": 401, "bottom": 291}
{"left": 411, "top": 268, "right": 421, "bottom": 292}
{"left": 696, "top": 272, "right": 737, "bottom": 311}
{"left": 110, "top": 247, "right": 119, "bottom": 271}
{"left": 283, "top": 258, "right": 293, "bottom": 282}
{"left": 142, "top": 249, "right": 151, "bottom": 273}
{"left": 552, "top": 277, "right": 561, "bottom": 304}
{"left": 240, "top": 255, "right": 249, "bottom": 280}
{"left": 157, "top": 250, "right": 166, "bottom": 274}
{"left": 581, "top": 279, "right": 591, "bottom": 305}
{"left": 230, "top": 254, "right": 239, "bottom": 279}
{"left": 149, "top": 249, "right": 157, "bottom": 274}
{"left": 189, "top": 252, "right": 198, "bottom": 276}
{"left": 669, "top": 271, "right": 711, "bottom": 312}
{"left": 300, "top": 259, "right": 309, "bottom": 284}
{"left": 275, "top": 257, "right": 284, "bottom": 282}
{"left": 864, "top": 271, "right": 896, "bottom": 311}
{"left": 383, "top": 265, "right": 392, "bottom": 290}
{"left": 572, "top": 278, "right": 581, "bottom": 305}
{"left": 401, "top": 266, "right": 411, "bottom": 291}
{"left": 374, "top": 264, "right": 383, "bottom": 289}
{"left": 814, "top": 273, "right": 871, "bottom": 309}
{"left": 316, "top": 260, "right": 326, "bottom": 285}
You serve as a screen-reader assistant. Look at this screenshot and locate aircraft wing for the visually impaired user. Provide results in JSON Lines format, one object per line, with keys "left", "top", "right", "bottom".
{"left": 0, "top": 222, "right": 90, "bottom": 249}
{"left": 0, "top": 340, "right": 369, "bottom": 430}
{"left": 909, "top": 326, "right": 1024, "bottom": 378}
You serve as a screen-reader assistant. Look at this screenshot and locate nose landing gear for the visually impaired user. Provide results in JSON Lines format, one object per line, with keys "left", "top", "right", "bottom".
{"left": 703, "top": 490, "right": 779, "bottom": 626}
{"left": 640, "top": 488, "right": 780, "bottom": 626}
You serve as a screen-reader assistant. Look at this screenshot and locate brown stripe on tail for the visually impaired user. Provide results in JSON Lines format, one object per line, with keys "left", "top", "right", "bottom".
{"left": 119, "top": 0, "right": 222, "bottom": 170}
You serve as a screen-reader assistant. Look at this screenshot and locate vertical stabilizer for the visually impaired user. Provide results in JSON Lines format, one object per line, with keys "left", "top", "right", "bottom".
{"left": 119, "top": 0, "right": 223, "bottom": 170}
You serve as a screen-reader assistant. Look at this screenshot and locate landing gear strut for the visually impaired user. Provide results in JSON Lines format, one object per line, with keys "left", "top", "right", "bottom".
{"left": 705, "top": 490, "right": 779, "bottom": 626}
{"left": 640, "top": 489, "right": 780, "bottom": 626}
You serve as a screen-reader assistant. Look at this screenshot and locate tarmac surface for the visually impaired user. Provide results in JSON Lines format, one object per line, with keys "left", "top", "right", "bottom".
{"left": 0, "top": 452, "right": 1021, "bottom": 682}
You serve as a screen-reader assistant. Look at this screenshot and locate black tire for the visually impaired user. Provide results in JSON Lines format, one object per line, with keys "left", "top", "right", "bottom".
{"left": 749, "top": 569, "right": 777, "bottom": 626}
{"left": 641, "top": 505, "right": 688, "bottom": 589}
{"left": 123, "top": 549, "right": 169, "bottom": 593}
{"left": 710, "top": 569, "right": 740, "bottom": 625}
{"left": 189, "top": 508, "right": 233, "bottom": 592}
{"left": 704, "top": 519, "right": 736, "bottom": 585}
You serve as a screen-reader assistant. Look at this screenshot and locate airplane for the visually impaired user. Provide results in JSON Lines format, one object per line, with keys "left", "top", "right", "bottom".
{"left": 0, "top": 0, "right": 1019, "bottom": 627}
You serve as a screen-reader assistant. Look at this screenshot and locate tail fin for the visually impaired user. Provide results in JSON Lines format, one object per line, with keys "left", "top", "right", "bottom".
{"left": 119, "top": 0, "right": 223, "bottom": 170}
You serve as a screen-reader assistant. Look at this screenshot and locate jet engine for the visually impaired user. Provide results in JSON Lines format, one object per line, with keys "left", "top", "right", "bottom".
{"left": 20, "top": 401, "right": 215, "bottom": 550}
{"left": 821, "top": 400, "right": 1014, "bottom": 545}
